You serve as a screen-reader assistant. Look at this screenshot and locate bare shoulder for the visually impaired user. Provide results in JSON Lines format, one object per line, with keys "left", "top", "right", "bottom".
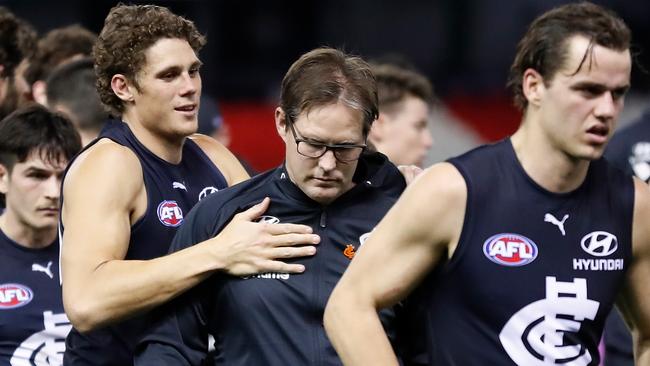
{"left": 406, "top": 162, "right": 467, "bottom": 208}
{"left": 189, "top": 133, "right": 249, "bottom": 185}
{"left": 390, "top": 162, "right": 467, "bottom": 253}
{"left": 63, "top": 138, "right": 144, "bottom": 213}
{"left": 632, "top": 178, "right": 650, "bottom": 257}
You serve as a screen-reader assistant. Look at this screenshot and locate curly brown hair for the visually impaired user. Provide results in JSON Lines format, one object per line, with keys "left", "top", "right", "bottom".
{"left": 25, "top": 24, "right": 96, "bottom": 85}
{"left": 507, "top": 2, "right": 630, "bottom": 111}
{"left": 94, "top": 4, "right": 206, "bottom": 115}
{"left": 0, "top": 7, "right": 36, "bottom": 78}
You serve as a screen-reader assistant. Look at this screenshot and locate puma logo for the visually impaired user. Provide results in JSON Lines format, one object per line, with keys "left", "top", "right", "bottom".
{"left": 172, "top": 181, "right": 187, "bottom": 191}
{"left": 544, "top": 213, "right": 569, "bottom": 236}
{"left": 32, "top": 261, "right": 54, "bottom": 279}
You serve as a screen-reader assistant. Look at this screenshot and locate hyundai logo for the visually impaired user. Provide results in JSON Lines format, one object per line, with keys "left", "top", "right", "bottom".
{"left": 257, "top": 215, "right": 280, "bottom": 224}
{"left": 580, "top": 231, "right": 618, "bottom": 257}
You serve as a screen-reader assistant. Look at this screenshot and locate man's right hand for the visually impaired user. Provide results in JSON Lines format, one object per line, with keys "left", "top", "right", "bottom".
{"left": 209, "top": 197, "right": 320, "bottom": 276}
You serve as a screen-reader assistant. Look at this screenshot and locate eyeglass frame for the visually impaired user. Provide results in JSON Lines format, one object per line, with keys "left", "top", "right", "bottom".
{"left": 286, "top": 116, "right": 367, "bottom": 163}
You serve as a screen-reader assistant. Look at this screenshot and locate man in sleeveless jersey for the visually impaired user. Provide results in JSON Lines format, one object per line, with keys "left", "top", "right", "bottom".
{"left": 325, "top": 2, "right": 650, "bottom": 365}
{"left": 0, "top": 105, "right": 81, "bottom": 365}
{"left": 60, "top": 5, "right": 319, "bottom": 365}
{"left": 134, "top": 47, "right": 407, "bottom": 365}
{"left": 601, "top": 108, "right": 650, "bottom": 365}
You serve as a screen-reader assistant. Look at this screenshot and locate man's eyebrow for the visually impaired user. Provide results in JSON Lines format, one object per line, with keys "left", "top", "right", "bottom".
{"left": 154, "top": 65, "right": 181, "bottom": 77}
{"left": 23, "top": 166, "right": 51, "bottom": 174}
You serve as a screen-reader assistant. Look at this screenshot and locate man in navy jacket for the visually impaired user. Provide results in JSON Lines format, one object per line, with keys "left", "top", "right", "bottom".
{"left": 135, "top": 47, "right": 407, "bottom": 365}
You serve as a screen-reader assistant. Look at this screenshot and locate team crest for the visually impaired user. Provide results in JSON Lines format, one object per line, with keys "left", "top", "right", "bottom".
{"left": 157, "top": 200, "right": 184, "bottom": 227}
{"left": 483, "top": 233, "right": 538, "bottom": 267}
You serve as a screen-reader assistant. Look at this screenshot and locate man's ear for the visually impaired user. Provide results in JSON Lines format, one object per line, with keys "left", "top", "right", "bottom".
{"left": 32, "top": 80, "right": 47, "bottom": 105}
{"left": 368, "top": 113, "right": 388, "bottom": 144}
{"left": 522, "top": 68, "right": 546, "bottom": 108}
{"left": 111, "top": 74, "right": 136, "bottom": 103}
{"left": 0, "top": 164, "right": 10, "bottom": 195}
{"left": 275, "top": 107, "right": 288, "bottom": 143}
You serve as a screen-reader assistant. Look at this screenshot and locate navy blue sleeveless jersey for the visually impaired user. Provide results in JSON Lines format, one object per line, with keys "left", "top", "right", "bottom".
{"left": 602, "top": 112, "right": 650, "bottom": 366}
{"left": 0, "top": 230, "right": 70, "bottom": 365}
{"left": 134, "top": 152, "right": 406, "bottom": 366}
{"left": 61, "top": 120, "right": 228, "bottom": 366}
{"left": 408, "top": 139, "right": 634, "bottom": 366}
{"left": 606, "top": 109, "right": 650, "bottom": 183}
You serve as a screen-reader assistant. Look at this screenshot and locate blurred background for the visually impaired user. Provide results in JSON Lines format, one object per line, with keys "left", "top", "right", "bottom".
{"left": 5, "top": 0, "right": 650, "bottom": 172}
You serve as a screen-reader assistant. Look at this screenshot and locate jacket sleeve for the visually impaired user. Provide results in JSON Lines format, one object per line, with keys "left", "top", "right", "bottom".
{"left": 136, "top": 196, "right": 226, "bottom": 365}
{"left": 135, "top": 280, "right": 214, "bottom": 366}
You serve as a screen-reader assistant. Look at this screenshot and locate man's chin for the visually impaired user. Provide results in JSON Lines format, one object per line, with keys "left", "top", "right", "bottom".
{"left": 305, "top": 186, "right": 341, "bottom": 205}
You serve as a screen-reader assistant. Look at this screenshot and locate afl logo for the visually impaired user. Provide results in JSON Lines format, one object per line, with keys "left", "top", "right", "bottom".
{"left": 157, "top": 200, "right": 184, "bottom": 227}
{"left": 581, "top": 231, "right": 618, "bottom": 257}
{"left": 256, "top": 215, "right": 280, "bottom": 224}
{"left": 483, "top": 233, "right": 538, "bottom": 267}
{"left": 0, "top": 283, "right": 33, "bottom": 309}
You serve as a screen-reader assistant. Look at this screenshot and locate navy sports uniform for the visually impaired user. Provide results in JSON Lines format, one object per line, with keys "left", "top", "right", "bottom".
{"left": 601, "top": 111, "right": 650, "bottom": 366}
{"left": 61, "top": 120, "right": 228, "bottom": 366}
{"left": 606, "top": 110, "right": 650, "bottom": 183}
{"left": 408, "top": 139, "right": 633, "bottom": 365}
{"left": 135, "top": 152, "right": 405, "bottom": 365}
{"left": 0, "top": 230, "right": 70, "bottom": 365}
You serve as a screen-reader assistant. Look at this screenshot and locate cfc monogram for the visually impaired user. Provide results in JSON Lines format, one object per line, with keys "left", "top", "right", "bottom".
{"left": 500, "top": 277, "right": 599, "bottom": 365}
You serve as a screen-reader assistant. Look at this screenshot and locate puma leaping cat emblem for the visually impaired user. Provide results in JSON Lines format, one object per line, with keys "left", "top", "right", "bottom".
{"left": 32, "top": 261, "right": 53, "bottom": 279}
{"left": 544, "top": 213, "right": 569, "bottom": 236}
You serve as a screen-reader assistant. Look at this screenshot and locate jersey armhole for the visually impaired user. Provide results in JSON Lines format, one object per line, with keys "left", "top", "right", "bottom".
{"left": 440, "top": 160, "right": 474, "bottom": 275}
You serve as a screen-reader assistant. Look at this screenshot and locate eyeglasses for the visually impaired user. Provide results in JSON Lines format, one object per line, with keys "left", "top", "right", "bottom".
{"left": 287, "top": 121, "right": 366, "bottom": 163}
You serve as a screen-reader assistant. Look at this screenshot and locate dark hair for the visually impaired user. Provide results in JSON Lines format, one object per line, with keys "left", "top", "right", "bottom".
{"left": 46, "top": 57, "right": 107, "bottom": 131}
{"left": 280, "top": 47, "right": 378, "bottom": 137}
{"left": 372, "top": 63, "right": 434, "bottom": 115}
{"left": 24, "top": 24, "right": 96, "bottom": 86}
{"left": 94, "top": 4, "right": 206, "bottom": 115}
{"left": 0, "top": 104, "right": 81, "bottom": 171}
{"left": 0, "top": 7, "right": 36, "bottom": 78}
{"left": 507, "top": 2, "right": 631, "bottom": 110}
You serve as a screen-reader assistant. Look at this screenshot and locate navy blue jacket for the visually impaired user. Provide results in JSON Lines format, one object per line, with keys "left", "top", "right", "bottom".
{"left": 135, "top": 152, "right": 406, "bottom": 365}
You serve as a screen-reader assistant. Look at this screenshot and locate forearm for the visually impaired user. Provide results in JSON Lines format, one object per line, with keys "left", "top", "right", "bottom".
{"left": 64, "top": 243, "right": 218, "bottom": 332}
{"left": 324, "top": 290, "right": 399, "bottom": 366}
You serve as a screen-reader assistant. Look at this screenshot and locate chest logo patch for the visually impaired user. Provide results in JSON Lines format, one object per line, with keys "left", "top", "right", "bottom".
{"left": 500, "top": 276, "right": 599, "bottom": 365}
{"left": 483, "top": 233, "right": 538, "bottom": 267}
{"left": 343, "top": 244, "right": 356, "bottom": 259}
{"left": 157, "top": 200, "right": 184, "bottom": 227}
{"left": 544, "top": 213, "right": 569, "bottom": 236}
{"left": 10, "top": 310, "right": 71, "bottom": 364}
{"left": 256, "top": 215, "right": 280, "bottom": 224}
{"left": 198, "top": 186, "right": 219, "bottom": 201}
{"left": 32, "top": 261, "right": 54, "bottom": 279}
{"left": 581, "top": 231, "right": 618, "bottom": 257}
{"left": 0, "top": 283, "right": 33, "bottom": 309}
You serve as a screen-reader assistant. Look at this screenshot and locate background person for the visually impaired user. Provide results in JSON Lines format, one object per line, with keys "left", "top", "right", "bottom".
{"left": 0, "top": 105, "right": 81, "bottom": 365}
